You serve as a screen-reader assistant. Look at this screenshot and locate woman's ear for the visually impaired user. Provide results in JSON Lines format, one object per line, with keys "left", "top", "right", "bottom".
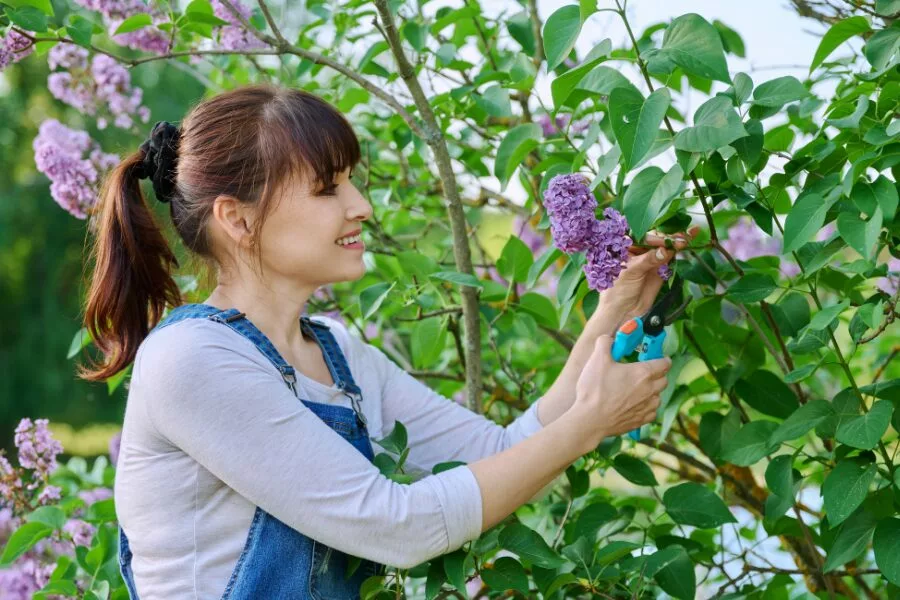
{"left": 212, "top": 195, "right": 255, "bottom": 248}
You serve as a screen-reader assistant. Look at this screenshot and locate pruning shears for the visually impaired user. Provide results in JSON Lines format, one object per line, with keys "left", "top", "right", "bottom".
{"left": 611, "top": 276, "right": 689, "bottom": 441}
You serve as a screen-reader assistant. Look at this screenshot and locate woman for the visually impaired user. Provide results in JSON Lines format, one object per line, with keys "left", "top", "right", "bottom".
{"left": 79, "top": 83, "right": 684, "bottom": 599}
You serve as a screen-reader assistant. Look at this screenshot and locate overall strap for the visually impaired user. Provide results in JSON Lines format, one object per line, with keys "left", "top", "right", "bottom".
{"left": 153, "top": 304, "right": 367, "bottom": 426}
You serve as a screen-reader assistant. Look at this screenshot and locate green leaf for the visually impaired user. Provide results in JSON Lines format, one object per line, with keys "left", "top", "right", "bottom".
{"left": 0, "top": 522, "right": 53, "bottom": 565}
{"left": 771, "top": 292, "right": 811, "bottom": 337}
{"left": 784, "top": 364, "right": 817, "bottom": 383}
{"left": 663, "top": 482, "right": 736, "bottom": 528}
{"left": 823, "top": 460, "right": 876, "bottom": 526}
{"left": 542, "top": 5, "right": 581, "bottom": 71}
{"left": 734, "top": 370, "right": 799, "bottom": 419}
{"left": 359, "top": 282, "right": 394, "bottom": 319}
{"left": 612, "top": 454, "right": 658, "bottom": 486}
{"left": 823, "top": 510, "right": 877, "bottom": 572}
{"left": 853, "top": 176, "right": 897, "bottom": 224}
{"left": 674, "top": 96, "right": 747, "bottom": 152}
{"left": 752, "top": 76, "right": 808, "bottom": 108}
{"left": 576, "top": 65, "right": 640, "bottom": 97}
{"left": 572, "top": 502, "right": 617, "bottom": 540}
{"left": 828, "top": 95, "right": 870, "bottom": 129}
{"left": 647, "top": 546, "right": 696, "bottom": 600}
{"left": 516, "top": 293, "right": 559, "bottom": 329}
{"left": 835, "top": 400, "right": 894, "bottom": 450}
{"left": 811, "top": 16, "right": 871, "bottom": 72}
{"left": 837, "top": 207, "right": 883, "bottom": 260}
{"left": 494, "top": 124, "right": 541, "bottom": 190}
{"left": 721, "top": 421, "right": 779, "bottom": 466}
{"left": 550, "top": 55, "right": 607, "bottom": 109}
{"left": 783, "top": 192, "right": 837, "bottom": 254}
{"left": 609, "top": 87, "right": 671, "bottom": 170}
{"left": 806, "top": 300, "right": 850, "bottom": 332}
{"left": 874, "top": 518, "right": 900, "bottom": 586}
{"left": 765, "top": 455, "right": 796, "bottom": 520}
{"left": 876, "top": 0, "right": 900, "bottom": 15}
{"left": 473, "top": 85, "right": 512, "bottom": 118}
{"left": 66, "top": 14, "right": 97, "bottom": 47}
{"left": 67, "top": 326, "right": 92, "bottom": 359}
{"left": 527, "top": 247, "right": 563, "bottom": 289}
{"left": 651, "top": 13, "right": 730, "bottom": 83}
{"left": 3, "top": 0, "right": 54, "bottom": 16}
{"left": 442, "top": 548, "right": 468, "bottom": 595}
{"left": 499, "top": 523, "right": 565, "bottom": 568}
{"left": 865, "top": 26, "right": 900, "bottom": 71}
{"left": 496, "top": 235, "right": 534, "bottom": 283}
{"left": 481, "top": 557, "right": 530, "bottom": 594}
{"left": 507, "top": 11, "right": 536, "bottom": 56}
{"left": 412, "top": 317, "right": 446, "bottom": 369}
{"left": 622, "top": 165, "right": 684, "bottom": 241}
{"left": 430, "top": 271, "right": 483, "bottom": 288}
{"left": 25, "top": 506, "right": 66, "bottom": 530}
{"left": 114, "top": 13, "right": 152, "bottom": 35}
{"left": 6, "top": 5, "right": 48, "bottom": 31}
{"left": 699, "top": 409, "right": 741, "bottom": 459}
{"left": 726, "top": 273, "right": 776, "bottom": 304}
{"left": 425, "top": 560, "right": 445, "bottom": 600}
{"left": 769, "top": 400, "right": 835, "bottom": 445}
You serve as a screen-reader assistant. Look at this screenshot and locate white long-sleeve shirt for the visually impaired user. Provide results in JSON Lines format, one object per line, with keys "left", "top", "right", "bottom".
{"left": 114, "top": 314, "right": 545, "bottom": 599}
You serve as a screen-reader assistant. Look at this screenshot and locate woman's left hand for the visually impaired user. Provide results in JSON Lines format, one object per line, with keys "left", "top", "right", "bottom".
{"left": 595, "top": 226, "right": 700, "bottom": 323}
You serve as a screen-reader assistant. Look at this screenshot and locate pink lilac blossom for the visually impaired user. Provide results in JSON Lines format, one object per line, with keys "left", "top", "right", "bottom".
{"left": 721, "top": 219, "right": 780, "bottom": 261}
{"left": 37, "top": 485, "right": 62, "bottom": 506}
{"left": 0, "top": 29, "right": 35, "bottom": 71}
{"left": 211, "top": 0, "right": 269, "bottom": 51}
{"left": 33, "top": 119, "right": 119, "bottom": 219}
{"left": 543, "top": 174, "right": 603, "bottom": 254}
{"left": 63, "top": 519, "right": 96, "bottom": 547}
{"left": 72, "top": 0, "right": 172, "bottom": 54}
{"left": 879, "top": 257, "right": 900, "bottom": 295}
{"left": 14, "top": 418, "right": 64, "bottom": 482}
{"left": 46, "top": 46, "right": 150, "bottom": 130}
{"left": 658, "top": 264, "right": 672, "bottom": 280}
{"left": 584, "top": 208, "right": 632, "bottom": 291}
{"left": 78, "top": 486, "right": 114, "bottom": 507}
{"left": 536, "top": 113, "right": 590, "bottom": 137}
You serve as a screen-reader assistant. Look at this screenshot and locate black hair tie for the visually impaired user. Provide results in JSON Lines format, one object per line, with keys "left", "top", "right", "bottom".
{"left": 135, "top": 120, "right": 181, "bottom": 203}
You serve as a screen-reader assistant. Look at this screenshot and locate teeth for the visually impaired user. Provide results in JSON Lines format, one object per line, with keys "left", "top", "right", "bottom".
{"left": 336, "top": 234, "right": 361, "bottom": 245}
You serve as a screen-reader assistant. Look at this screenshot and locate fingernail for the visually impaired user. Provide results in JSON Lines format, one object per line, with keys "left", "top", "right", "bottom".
{"left": 656, "top": 248, "right": 665, "bottom": 261}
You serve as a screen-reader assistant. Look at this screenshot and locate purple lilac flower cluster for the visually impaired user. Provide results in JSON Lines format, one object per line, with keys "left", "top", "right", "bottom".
{"left": 211, "top": 0, "right": 269, "bottom": 51}
{"left": 721, "top": 218, "right": 801, "bottom": 277}
{"left": 47, "top": 45, "right": 150, "bottom": 130}
{"left": 543, "top": 174, "right": 632, "bottom": 291}
{"left": 880, "top": 257, "right": 900, "bottom": 296}
{"left": 0, "top": 419, "right": 116, "bottom": 599}
{"left": 536, "top": 113, "right": 590, "bottom": 138}
{"left": 72, "top": 0, "right": 172, "bottom": 54}
{"left": 33, "top": 119, "right": 119, "bottom": 219}
{"left": 0, "top": 29, "right": 35, "bottom": 71}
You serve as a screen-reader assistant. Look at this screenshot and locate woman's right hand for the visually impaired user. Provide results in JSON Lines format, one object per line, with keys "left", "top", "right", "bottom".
{"left": 571, "top": 334, "right": 672, "bottom": 451}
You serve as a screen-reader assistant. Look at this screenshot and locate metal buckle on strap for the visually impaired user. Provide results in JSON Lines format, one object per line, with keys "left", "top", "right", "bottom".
{"left": 343, "top": 389, "right": 367, "bottom": 428}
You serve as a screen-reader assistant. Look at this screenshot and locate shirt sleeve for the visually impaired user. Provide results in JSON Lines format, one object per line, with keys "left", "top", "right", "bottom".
{"left": 137, "top": 319, "right": 483, "bottom": 569}
{"left": 336, "top": 324, "right": 546, "bottom": 477}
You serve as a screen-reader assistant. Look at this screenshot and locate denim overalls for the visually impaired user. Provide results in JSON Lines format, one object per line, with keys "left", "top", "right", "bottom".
{"left": 117, "top": 304, "right": 385, "bottom": 599}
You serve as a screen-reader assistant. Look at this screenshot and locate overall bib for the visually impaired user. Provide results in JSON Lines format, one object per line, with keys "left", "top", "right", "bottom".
{"left": 117, "top": 304, "right": 385, "bottom": 599}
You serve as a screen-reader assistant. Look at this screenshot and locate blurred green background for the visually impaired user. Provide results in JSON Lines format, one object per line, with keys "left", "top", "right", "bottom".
{"left": 0, "top": 32, "right": 207, "bottom": 456}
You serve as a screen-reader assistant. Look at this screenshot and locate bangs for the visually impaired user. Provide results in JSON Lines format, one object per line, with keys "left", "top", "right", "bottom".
{"left": 262, "top": 89, "right": 361, "bottom": 194}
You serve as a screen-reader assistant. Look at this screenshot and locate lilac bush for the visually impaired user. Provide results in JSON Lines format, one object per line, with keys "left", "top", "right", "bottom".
{"left": 32, "top": 119, "right": 118, "bottom": 220}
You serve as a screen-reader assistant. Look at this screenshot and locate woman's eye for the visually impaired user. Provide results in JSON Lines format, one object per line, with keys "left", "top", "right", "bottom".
{"left": 318, "top": 184, "right": 338, "bottom": 196}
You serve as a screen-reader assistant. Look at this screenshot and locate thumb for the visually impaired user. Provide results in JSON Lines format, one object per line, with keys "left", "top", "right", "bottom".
{"left": 593, "top": 333, "right": 614, "bottom": 363}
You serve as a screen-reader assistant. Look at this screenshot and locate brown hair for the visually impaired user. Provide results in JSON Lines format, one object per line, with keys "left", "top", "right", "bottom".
{"left": 78, "top": 84, "right": 361, "bottom": 382}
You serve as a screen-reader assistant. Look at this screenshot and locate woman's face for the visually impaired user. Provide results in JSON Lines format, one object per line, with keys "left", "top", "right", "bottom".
{"left": 253, "top": 166, "right": 372, "bottom": 288}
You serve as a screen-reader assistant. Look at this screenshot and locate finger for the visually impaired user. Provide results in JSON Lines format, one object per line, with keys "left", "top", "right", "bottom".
{"left": 593, "top": 334, "right": 614, "bottom": 365}
{"left": 651, "top": 377, "right": 669, "bottom": 393}
{"left": 643, "top": 357, "right": 673, "bottom": 378}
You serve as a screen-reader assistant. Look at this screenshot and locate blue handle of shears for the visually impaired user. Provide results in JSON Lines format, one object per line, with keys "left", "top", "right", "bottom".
{"left": 610, "top": 318, "right": 652, "bottom": 441}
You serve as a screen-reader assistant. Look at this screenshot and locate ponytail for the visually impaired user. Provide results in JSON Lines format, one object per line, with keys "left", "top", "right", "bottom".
{"left": 77, "top": 149, "right": 182, "bottom": 383}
